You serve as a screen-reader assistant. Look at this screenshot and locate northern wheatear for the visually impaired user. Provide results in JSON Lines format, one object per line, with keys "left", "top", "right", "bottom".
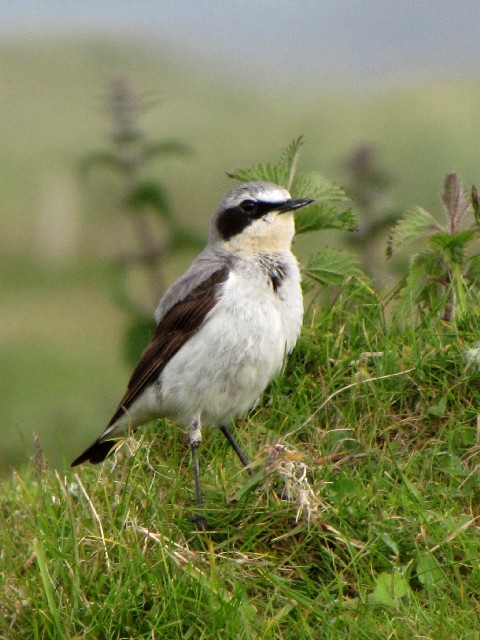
{"left": 72, "top": 181, "right": 313, "bottom": 526}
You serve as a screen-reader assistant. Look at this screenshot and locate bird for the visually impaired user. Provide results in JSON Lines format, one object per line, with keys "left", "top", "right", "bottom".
{"left": 71, "top": 181, "right": 313, "bottom": 527}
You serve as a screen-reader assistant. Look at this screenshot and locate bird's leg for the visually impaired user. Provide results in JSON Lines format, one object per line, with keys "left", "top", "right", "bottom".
{"left": 219, "top": 425, "right": 252, "bottom": 476}
{"left": 189, "top": 417, "right": 206, "bottom": 530}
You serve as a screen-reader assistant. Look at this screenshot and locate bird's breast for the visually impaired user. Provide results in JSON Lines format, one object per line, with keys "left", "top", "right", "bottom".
{"left": 157, "top": 253, "right": 303, "bottom": 425}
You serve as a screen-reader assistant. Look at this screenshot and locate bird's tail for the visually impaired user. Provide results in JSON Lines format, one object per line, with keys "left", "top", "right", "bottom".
{"left": 71, "top": 438, "right": 121, "bottom": 466}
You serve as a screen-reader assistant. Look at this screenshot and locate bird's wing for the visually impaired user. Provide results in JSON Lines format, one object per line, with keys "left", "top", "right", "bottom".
{"left": 107, "top": 265, "right": 229, "bottom": 428}
{"left": 154, "top": 245, "right": 233, "bottom": 324}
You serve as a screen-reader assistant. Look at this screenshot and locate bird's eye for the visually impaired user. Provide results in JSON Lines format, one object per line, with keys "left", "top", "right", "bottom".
{"left": 240, "top": 199, "right": 257, "bottom": 213}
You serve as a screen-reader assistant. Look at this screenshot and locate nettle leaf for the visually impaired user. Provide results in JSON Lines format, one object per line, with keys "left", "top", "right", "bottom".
{"left": 228, "top": 138, "right": 355, "bottom": 233}
{"left": 291, "top": 171, "right": 348, "bottom": 203}
{"left": 441, "top": 172, "right": 464, "bottom": 219}
{"left": 295, "top": 202, "right": 356, "bottom": 234}
{"left": 125, "top": 180, "right": 173, "bottom": 220}
{"left": 288, "top": 172, "right": 354, "bottom": 233}
{"left": 227, "top": 137, "right": 304, "bottom": 187}
{"left": 392, "top": 251, "right": 442, "bottom": 318}
{"left": 441, "top": 172, "right": 471, "bottom": 228}
{"left": 429, "top": 230, "right": 476, "bottom": 265}
{"left": 227, "top": 162, "right": 277, "bottom": 185}
{"left": 277, "top": 135, "right": 304, "bottom": 189}
{"left": 305, "top": 248, "right": 363, "bottom": 286}
{"left": 292, "top": 172, "right": 355, "bottom": 233}
{"left": 387, "top": 206, "right": 441, "bottom": 257}
{"left": 413, "top": 249, "right": 447, "bottom": 278}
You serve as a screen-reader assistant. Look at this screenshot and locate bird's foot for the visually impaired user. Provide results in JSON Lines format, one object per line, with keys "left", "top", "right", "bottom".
{"left": 192, "top": 513, "right": 208, "bottom": 531}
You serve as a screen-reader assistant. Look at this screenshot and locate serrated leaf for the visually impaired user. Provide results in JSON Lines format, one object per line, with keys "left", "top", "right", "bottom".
{"left": 227, "top": 162, "right": 278, "bottom": 184}
{"left": 414, "top": 250, "right": 447, "bottom": 277}
{"left": 291, "top": 172, "right": 348, "bottom": 203}
{"left": 391, "top": 251, "right": 442, "bottom": 319}
{"left": 370, "top": 572, "right": 409, "bottom": 607}
{"left": 125, "top": 181, "right": 172, "bottom": 219}
{"left": 387, "top": 206, "right": 441, "bottom": 256}
{"left": 429, "top": 230, "right": 476, "bottom": 265}
{"left": 441, "top": 172, "right": 463, "bottom": 219}
{"left": 295, "top": 203, "right": 356, "bottom": 234}
{"left": 227, "top": 136, "right": 304, "bottom": 187}
{"left": 279, "top": 135, "right": 304, "bottom": 189}
{"left": 441, "top": 171, "right": 471, "bottom": 228}
{"left": 305, "top": 248, "right": 362, "bottom": 286}
{"left": 143, "top": 140, "right": 190, "bottom": 159}
{"left": 430, "top": 229, "right": 476, "bottom": 249}
{"left": 227, "top": 139, "right": 356, "bottom": 236}
{"left": 292, "top": 173, "right": 354, "bottom": 232}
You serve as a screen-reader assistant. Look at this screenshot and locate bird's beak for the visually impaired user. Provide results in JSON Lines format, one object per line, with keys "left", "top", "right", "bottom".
{"left": 278, "top": 198, "right": 315, "bottom": 213}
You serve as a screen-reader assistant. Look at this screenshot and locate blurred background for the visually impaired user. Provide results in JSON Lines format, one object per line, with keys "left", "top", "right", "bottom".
{"left": 1, "top": 1, "right": 480, "bottom": 473}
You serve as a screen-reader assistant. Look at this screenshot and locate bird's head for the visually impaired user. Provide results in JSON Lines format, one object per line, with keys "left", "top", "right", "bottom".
{"left": 209, "top": 181, "right": 313, "bottom": 253}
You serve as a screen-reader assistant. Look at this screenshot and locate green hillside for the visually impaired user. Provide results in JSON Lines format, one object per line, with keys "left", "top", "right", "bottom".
{"left": 1, "top": 38, "right": 480, "bottom": 638}
{"left": 1, "top": 37, "right": 480, "bottom": 471}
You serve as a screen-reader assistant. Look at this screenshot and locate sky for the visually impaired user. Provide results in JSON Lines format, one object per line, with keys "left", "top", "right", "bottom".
{"left": 1, "top": 1, "right": 479, "bottom": 88}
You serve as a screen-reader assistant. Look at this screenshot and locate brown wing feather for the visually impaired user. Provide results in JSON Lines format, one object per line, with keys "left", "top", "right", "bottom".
{"left": 107, "top": 267, "right": 228, "bottom": 427}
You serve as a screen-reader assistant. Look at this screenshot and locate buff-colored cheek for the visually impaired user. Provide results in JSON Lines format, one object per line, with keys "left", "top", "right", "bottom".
{"left": 222, "top": 216, "right": 295, "bottom": 254}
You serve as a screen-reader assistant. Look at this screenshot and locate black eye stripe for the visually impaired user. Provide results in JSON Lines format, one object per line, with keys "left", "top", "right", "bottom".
{"left": 216, "top": 206, "right": 252, "bottom": 240}
{"left": 216, "top": 200, "right": 288, "bottom": 241}
{"left": 249, "top": 201, "right": 284, "bottom": 217}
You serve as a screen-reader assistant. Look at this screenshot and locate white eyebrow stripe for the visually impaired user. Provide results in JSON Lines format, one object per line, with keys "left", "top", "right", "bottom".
{"left": 255, "top": 187, "right": 290, "bottom": 203}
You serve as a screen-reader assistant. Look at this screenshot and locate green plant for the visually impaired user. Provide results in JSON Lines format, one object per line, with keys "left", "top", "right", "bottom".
{"left": 342, "top": 143, "right": 401, "bottom": 286}
{"left": 387, "top": 172, "right": 480, "bottom": 323}
{"left": 2, "top": 295, "right": 480, "bottom": 639}
{"left": 81, "top": 78, "right": 203, "bottom": 365}
{"left": 3, "top": 137, "right": 480, "bottom": 638}
{"left": 228, "top": 137, "right": 369, "bottom": 296}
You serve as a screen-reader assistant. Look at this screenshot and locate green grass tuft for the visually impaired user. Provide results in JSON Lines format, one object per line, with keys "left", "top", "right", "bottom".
{"left": 2, "top": 297, "right": 480, "bottom": 638}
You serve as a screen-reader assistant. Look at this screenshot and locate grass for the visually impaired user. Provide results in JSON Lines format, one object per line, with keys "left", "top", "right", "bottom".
{"left": 2, "top": 35, "right": 480, "bottom": 637}
{"left": 2, "top": 292, "right": 479, "bottom": 638}
{"left": 2, "top": 36, "right": 480, "bottom": 472}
